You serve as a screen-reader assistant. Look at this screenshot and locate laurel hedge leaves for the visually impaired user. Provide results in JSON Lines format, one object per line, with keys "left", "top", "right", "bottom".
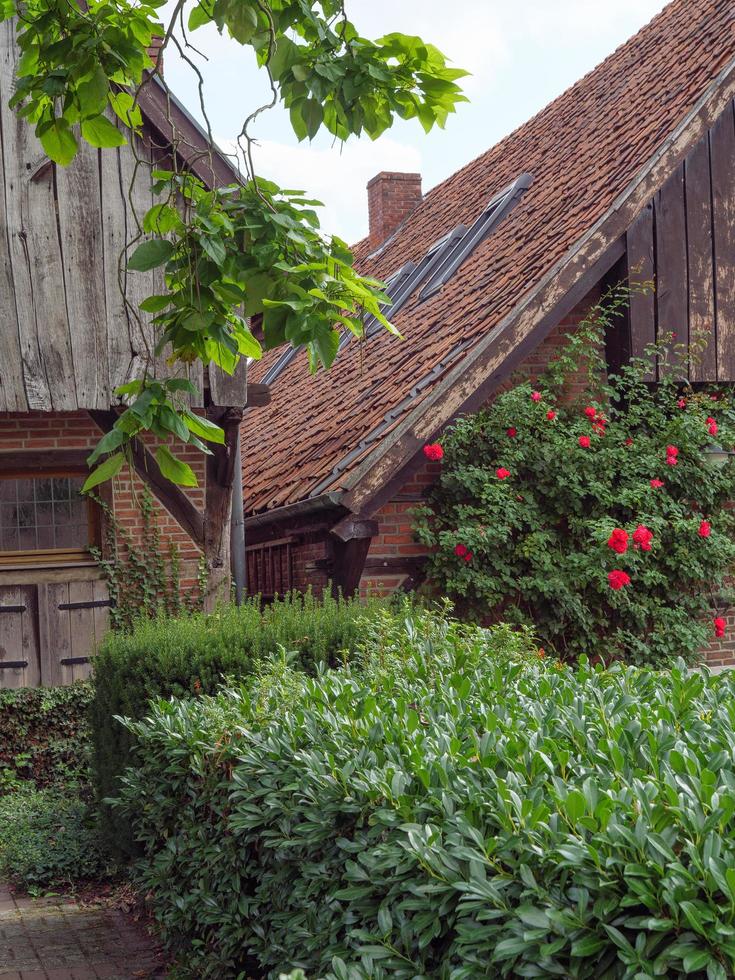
{"left": 115, "top": 607, "right": 735, "bottom": 979}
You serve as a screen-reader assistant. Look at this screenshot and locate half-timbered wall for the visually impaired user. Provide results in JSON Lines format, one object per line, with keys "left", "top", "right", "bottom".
{"left": 627, "top": 98, "right": 735, "bottom": 380}
{"left": 0, "top": 411, "right": 205, "bottom": 686}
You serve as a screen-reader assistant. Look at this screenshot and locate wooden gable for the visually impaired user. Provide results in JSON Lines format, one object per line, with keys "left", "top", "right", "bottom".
{"left": 0, "top": 20, "right": 246, "bottom": 413}
{"left": 626, "top": 96, "right": 735, "bottom": 381}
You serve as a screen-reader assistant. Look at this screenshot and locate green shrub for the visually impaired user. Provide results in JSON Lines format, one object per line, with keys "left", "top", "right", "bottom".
{"left": 90, "top": 589, "right": 387, "bottom": 854}
{"left": 0, "top": 789, "right": 114, "bottom": 890}
{"left": 414, "top": 288, "right": 735, "bottom": 667}
{"left": 116, "top": 609, "right": 735, "bottom": 979}
{"left": 0, "top": 683, "right": 92, "bottom": 793}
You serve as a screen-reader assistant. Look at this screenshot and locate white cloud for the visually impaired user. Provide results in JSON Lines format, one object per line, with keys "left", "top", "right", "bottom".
{"left": 220, "top": 135, "right": 422, "bottom": 243}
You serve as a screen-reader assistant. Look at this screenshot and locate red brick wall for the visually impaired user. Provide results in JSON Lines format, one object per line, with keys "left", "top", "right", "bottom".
{"left": 0, "top": 411, "right": 204, "bottom": 591}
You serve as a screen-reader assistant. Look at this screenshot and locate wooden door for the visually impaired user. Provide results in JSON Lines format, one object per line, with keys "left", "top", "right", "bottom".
{"left": 0, "top": 584, "right": 40, "bottom": 687}
{"left": 41, "top": 579, "right": 111, "bottom": 685}
{"left": 0, "top": 575, "right": 110, "bottom": 688}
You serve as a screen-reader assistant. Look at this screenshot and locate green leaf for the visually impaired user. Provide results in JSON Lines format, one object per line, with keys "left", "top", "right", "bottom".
{"left": 159, "top": 405, "right": 189, "bottom": 442}
{"left": 188, "top": 2, "right": 212, "bottom": 30}
{"left": 77, "top": 66, "right": 108, "bottom": 117}
{"left": 300, "top": 98, "right": 323, "bottom": 140}
{"left": 87, "top": 427, "right": 124, "bottom": 465}
{"left": 82, "top": 452, "right": 125, "bottom": 492}
{"left": 39, "top": 119, "right": 78, "bottom": 166}
{"left": 144, "top": 203, "right": 183, "bottom": 235}
{"left": 183, "top": 410, "right": 225, "bottom": 445}
{"left": 155, "top": 446, "right": 198, "bottom": 487}
{"left": 81, "top": 113, "right": 127, "bottom": 148}
{"left": 683, "top": 949, "right": 712, "bottom": 972}
{"left": 140, "top": 294, "right": 172, "bottom": 313}
{"left": 108, "top": 90, "right": 142, "bottom": 129}
{"left": 200, "top": 235, "right": 227, "bottom": 266}
{"left": 128, "top": 239, "right": 175, "bottom": 272}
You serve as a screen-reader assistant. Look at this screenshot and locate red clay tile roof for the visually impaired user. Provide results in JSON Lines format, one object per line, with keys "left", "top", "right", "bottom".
{"left": 244, "top": 0, "right": 735, "bottom": 516}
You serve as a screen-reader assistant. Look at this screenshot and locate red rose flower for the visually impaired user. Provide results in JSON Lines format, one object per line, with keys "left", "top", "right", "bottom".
{"left": 714, "top": 616, "right": 726, "bottom": 638}
{"left": 632, "top": 525, "right": 653, "bottom": 551}
{"left": 584, "top": 406, "right": 596, "bottom": 418}
{"left": 625, "top": 438, "right": 634, "bottom": 446}
{"left": 698, "top": 520, "right": 711, "bottom": 538}
{"left": 608, "top": 570, "right": 631, "bottom": 591}
{"left": 607, "top": 528, "right": 629, "bottom": 554}
{"left": 578, "top": 435, "right": 591, "bottom": 448}
{"left": 463, "top": 551, "right": 473, "bottom": 563}
{"left": 677, "top": 398, "right": 687, "bottom": 409}
{"left": 707, "top": 416, "right": 716, "bottom": 424}
{"left": 546, "top": 410, "right": 556, "bottom": 420}
{"left": 666, "top": 455, "right": 677, "bottom": 466}
{"left": 709, "top": 422, "right": 718, "bottom": 436}
{"left": 650, "top": 478, "right": 664, "bottom": 488}
{"left": 454, "top": 544, "right": 468, "bottom": 557}
{"left": 666, "top": 445, "right": 679, "bottom": 457}
{"left": 423, "top": 443, "right": 444, "bottom": 461}
{"left": 531, "top": 391, "right": 542, "bottom": 402}
{"left": 496, "top": 467, "right": 511, "bottom": 480}
{"left": 506, "top": 427, "right": 517, "bottom": 437}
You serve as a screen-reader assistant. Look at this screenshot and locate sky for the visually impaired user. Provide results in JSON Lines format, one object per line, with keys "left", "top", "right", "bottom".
{"left": 163, "top": 0, "right": 669, "bottom": 243}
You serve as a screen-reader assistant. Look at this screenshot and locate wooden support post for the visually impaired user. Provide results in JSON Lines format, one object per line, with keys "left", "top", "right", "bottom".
{"left": 330, "top": 515, "right": 378, "bottom": 597}
{"left": 204, "top": 407, "right": 244, "bottom": 608}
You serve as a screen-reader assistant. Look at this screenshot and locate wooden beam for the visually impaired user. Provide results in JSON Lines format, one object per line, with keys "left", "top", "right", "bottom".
{"left": 136, "top": 75, "right": 239, "bottom": 189}
{"left": 246, "top": 383, "right": 271, "bottom": 407}
{"left": 331, "top": 515, "right": 379, "bottom": 543}
{"left": 89, "top": 410, "right": 205, "bottom": 548}
{"left": 330, "top": 536, "right": 371, "bottom": 598}
{"left": 0, "top": 450, "right": 90, "bottom": 473}
{"left": 204, "top": 406, "right": 243, "bottom": 564}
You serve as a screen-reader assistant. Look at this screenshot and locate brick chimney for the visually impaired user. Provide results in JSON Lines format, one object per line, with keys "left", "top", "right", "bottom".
{"left": 367, "top": 171, "right": 422, "bottom": 251}
{"left": 147, "top": 35, "right": 164, "bottom": 73}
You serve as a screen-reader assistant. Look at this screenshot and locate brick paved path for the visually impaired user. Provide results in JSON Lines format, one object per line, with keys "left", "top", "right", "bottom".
{"left": 0, "top": 883, "right": 167, "bottom": 979}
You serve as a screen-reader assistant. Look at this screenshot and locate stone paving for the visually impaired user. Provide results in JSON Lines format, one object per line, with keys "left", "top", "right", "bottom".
{"left": 0, "top": 883, "right": 167, "bottom": 979}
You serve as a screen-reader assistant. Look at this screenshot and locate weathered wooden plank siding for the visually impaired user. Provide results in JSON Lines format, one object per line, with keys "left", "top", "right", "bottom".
{"left": 626, "top": 203, "right": 656, "bottom": 381}
{"left": 627, "top": 98, "right": 735, "bottom": 381}
{"left": 685, "top": 135, "right": 716, "bottom": 381}
{"left": 711, "top": 100, "right": 735, "bottom": 382}
{"left": 0, "top": 22, "right": 245, "bottom": 411}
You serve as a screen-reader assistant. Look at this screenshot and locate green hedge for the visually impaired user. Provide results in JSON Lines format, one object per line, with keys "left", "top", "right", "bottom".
{"left": 90, "top": 590, "right": 386, "bottom": 853}
{"left": 116, "top": 609, "right": 735, "bottom": 979}
{"left": 0, "top": 683, "right": 92, "bottom": 792}
{"left": 0, "top": 788, "right": 113, "bottom": 889}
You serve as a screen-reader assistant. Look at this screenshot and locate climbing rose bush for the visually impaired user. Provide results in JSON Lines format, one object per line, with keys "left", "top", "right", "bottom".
{"left": 415, "top": 292, "right": 735, "bottom": 666}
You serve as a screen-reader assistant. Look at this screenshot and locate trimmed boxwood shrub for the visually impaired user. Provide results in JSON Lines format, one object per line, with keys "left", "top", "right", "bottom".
{"left": 0, "top": 683, "right": 92, "bottom": 792}
{"left": 90, "top": 589, "right": 386, "bottom": 853}
{"left": 116, "top": 609, "right": 735, "bottom": 979}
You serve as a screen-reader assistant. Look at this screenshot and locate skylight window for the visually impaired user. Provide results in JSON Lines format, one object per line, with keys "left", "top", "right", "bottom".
{"left": 418, "top": 173, "right": 533, "bottom": 301}
{"left": 262, "top": 173, "right": 532, "bottom": 385}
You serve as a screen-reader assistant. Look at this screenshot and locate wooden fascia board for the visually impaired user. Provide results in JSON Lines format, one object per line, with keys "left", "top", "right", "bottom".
{"left": 136, "top": 75, "right": 240, "bottom": 188}
{"left": 89, "top": 410, "right": 205, "bottom": 548}
{"left": 340, "top": 56, "right": 735, "bottom": 518}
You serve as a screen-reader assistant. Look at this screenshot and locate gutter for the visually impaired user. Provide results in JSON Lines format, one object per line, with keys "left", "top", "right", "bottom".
{"left": 244, "top": 491, "right": 345, "bottom": 530}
